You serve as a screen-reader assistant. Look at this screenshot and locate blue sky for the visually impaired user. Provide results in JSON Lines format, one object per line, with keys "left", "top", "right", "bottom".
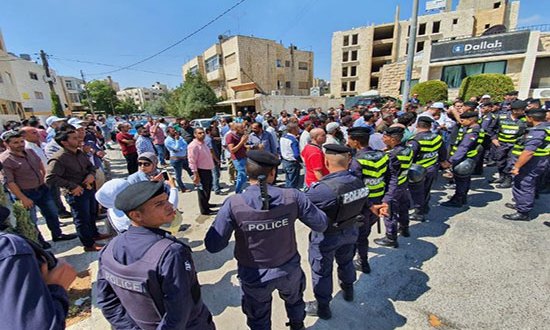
{"left": 1, "top": 0, "right": 546, "bottom": 89}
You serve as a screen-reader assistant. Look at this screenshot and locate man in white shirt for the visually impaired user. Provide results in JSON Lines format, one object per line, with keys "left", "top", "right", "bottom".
{"left": 20, "top": 127, "right": 47, "bottom": 167}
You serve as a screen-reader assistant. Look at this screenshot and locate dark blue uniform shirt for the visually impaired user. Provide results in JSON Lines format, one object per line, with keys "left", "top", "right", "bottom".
{"left": 0, "top": 233, "right": 69, "bottom": 330}
{"left": 449, "top": 124, "right": 481, "bottom": 166}
{"left": 205, "top": 184, "right": 327, "bottom": 283}
{"left": 382, "top": 147, "right": 402, "bottom": 204}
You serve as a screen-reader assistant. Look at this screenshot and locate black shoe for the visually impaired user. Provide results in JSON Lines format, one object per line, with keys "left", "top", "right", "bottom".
{"left": 489, "top": 176, "right": 505, "bottom": 184}
{"left": 52, "top": 233, "right": 77, "bottom": 242}
{"left": 208, "top": 203, "right": 222, "bottom": 208}
{"left": 496, "top": 177, "right": 512, "bottom": 189}
{"left": 214, "top": 191, "right": 227, "bottom": 195}
{"left": 285, "top": 321, "right": 305, "bottom": 330}
{"left": 505, "top": 202, "right": 516, "bottom": 210}
{"left": 374, "top": 236, "right": 398, "bottom": 248}
{"left": 58, "top": 211, "right": 72, "bottom": 219}
{"left": 486, "top": 161, "right": 496, "bottom": 167}
{"left": 201, "top": 210, "right": 218, "bottom": 216}
{"left": 340, "top": 283, "right": 354, "bottom": 301}
{"left": 353, "top": 258, "right": 371, "bottom": 274}
{"left": 441, "top": 198, "right": 464, "bottom": 208}
{"left": 502, "top": 212, "right": 530, "bottom": 221}
{"left": 398, "top": 226, "right": 410, "bottom": 237}
{"left": 41, "top": 241, "right": 52, "bottom": 249}
{"left": 305, "top": 301, "right": 332, "bottom": 320}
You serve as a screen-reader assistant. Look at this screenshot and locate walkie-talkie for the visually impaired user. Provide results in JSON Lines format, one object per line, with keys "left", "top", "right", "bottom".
{"left": 257, "top": 175, "right": 270, "bottom": 210}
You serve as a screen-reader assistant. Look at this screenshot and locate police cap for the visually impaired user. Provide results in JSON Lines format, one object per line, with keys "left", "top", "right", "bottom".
{"left": 417, "top": 116, "right": 435, "bottom": 124}
{"left": 383, "top": 126, "right": 405, "bottom": 136}
{"left": 460, "top": 111, "right": 479, "bottom": 119}
{"left": 463, "top": 101, "right": 478, "bottom": 108}
{"left": 347, "top": 126, "right": 373, "bottom": 138}
{"left": 525, "top": 108, "right": 547, "bottom": 116}
{"left": 482, "top": 101, "right": 493, "bottom": 107}
{"left": 324, "top": 143, "right": 352, "bottom": 155}
{"left": 511, "top": 100, "right": 527, "bottom": 109}
{"left": 246, "top": 150, "right": 281, "bottom": 167}
{"left": 115, "top": 181, "right": 165, "bottom": 213}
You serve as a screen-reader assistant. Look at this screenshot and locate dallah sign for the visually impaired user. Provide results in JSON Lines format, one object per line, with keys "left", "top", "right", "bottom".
{"left": 431, "top": 30, "right": 530, "bottom": 62}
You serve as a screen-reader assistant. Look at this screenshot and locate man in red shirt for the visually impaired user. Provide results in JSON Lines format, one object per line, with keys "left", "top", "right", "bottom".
{"left": 226, "top": 123, "right": 249, "bottom": 193}
{"left": 301, "top": 128, "right": 328, "bottom": 187}
{"left": 115, "top": 123, "right": 138, "bottom": 174}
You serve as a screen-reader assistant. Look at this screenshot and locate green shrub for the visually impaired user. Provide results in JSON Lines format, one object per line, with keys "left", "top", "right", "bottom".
{"left": 410, "top": 80, "right": 448, "bottom": 105}
{"left": 459, "top": 74, "right": 514, "bottom": 103}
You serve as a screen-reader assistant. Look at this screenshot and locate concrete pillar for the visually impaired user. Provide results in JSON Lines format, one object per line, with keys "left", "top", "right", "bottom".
{"left": 231, "top": 103, "right": 237, "bottom": 116}
{"left": 518, "top": 31, "right": 539, "bottom": 99}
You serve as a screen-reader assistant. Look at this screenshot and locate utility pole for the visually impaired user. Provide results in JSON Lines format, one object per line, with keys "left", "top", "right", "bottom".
{"left": 107, "top": 75, "right": 115, "bottom": 115}
{"left": 401, "top": 0, "right": 420, "bottom": 112}
{"left": 40, "top": 50, "right": 64, "bottom": 117}
{"left": 80, "top": 70, "right": 96, "bottom": 116}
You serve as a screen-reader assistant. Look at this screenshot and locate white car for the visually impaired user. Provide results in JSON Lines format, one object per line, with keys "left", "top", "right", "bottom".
{"left": 190, "top": 118, "right": 212, "bottom": 128}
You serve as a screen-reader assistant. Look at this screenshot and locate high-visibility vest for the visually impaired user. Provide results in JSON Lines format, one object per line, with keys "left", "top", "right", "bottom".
{"left": 394, "top": 146, "right": 414, "bottom": 186}
{"left": 355, "top": 150, "right": 389, "bottom": 198}
{"left": 412, "top": 133, "right": 443, "bottom": 168}
{"left": 512, "top": 127, "right": 550, "bottom": 157}
{"left": 450, "top": 127, "right": 485, "bottom": 158}
{"left": 496, "top": 114, "right": 527, "bottom": 143}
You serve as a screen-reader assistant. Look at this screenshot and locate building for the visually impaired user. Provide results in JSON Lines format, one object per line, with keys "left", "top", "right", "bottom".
{"left": 331, "top": 0, "right": 520, "bottom": 97}
{"left": 116, "top": 82, "right": 167, "bottom": 110}
{"left": 0, "top": 31, "right": 24, "bottom": 117}
{"left": 59, "top": 76, "right": 84, "bottom": 113}
{"left": 182, "top": 35, "right": 314, "bottom": 113}
{"left": 104, "top": 76, "right": 120, "bottom": 92}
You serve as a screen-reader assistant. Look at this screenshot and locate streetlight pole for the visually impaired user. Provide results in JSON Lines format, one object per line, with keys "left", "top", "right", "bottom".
{"left": 401, "top": 0, "right": 420, "bottom": 112}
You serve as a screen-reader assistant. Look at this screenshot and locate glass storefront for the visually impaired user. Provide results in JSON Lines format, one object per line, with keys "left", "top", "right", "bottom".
{"left": 441, "top": 60, "right": 507, "bottom": 88}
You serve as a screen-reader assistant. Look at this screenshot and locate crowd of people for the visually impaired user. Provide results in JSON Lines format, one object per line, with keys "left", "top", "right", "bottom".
{"left": 0, "top": 89, "right": 548, "bottom": 329}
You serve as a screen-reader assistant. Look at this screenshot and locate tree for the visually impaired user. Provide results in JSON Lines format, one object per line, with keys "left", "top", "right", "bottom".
{"left": 50, "top": 92, "right": 64, "bottom": 117}
{"left": 176, "top": 73, "right": 218, "bottom": 118}
{"left": 459, "top": 74, "right": 514, "bottom": 103}
{"left": 143, "top": 95, "right": 169, "bottom": 116}
{"left": 410, "top": 80, "right": 448, "bottom": 105}
{"left": 81, "top": 80, "right": 118, "bottom": 115}
{"left": 115, "top": 97, "right": 138, "bottom": 115}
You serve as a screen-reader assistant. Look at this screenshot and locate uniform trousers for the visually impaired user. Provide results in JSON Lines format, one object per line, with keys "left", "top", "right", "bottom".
{"left": 454, "top": 175, "right": 471, "bottom": 200}
{"left": 356, "top": 197, "right": 381, "bottom": 261}
{"left": 384, "top": 187, "right": 410, "bottom": 237}
{"left": 513, "top": 159, "right": 548, "bottom": 214}
{"left": 495, "top": 143, "right": 514, "bottom": 176}
{"left": 309, "top": 228, "right": 358, "bottom": 305}
{"left": 409, "top": 168, "right": 437, "bottom": 214}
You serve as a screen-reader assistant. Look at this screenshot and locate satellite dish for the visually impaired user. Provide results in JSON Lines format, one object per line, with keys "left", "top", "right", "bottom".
{"left": 482, "top": 25, "right": 507, "bottom": 36}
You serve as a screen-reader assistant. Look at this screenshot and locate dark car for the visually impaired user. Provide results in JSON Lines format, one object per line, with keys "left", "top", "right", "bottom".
{"left": 345, "top": 96, "right": 397, "bottom": 109}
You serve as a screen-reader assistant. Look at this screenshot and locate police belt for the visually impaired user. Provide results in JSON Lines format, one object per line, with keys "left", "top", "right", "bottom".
{"left": 324, "top": 214, "right": 364, "bottom": 234}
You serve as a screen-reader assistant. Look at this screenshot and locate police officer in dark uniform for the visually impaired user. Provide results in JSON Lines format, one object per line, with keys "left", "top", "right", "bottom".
{"left": 474, "top": 101, "right": 497, "bottom": 175}
{"left": 442, "top": 111, "right": 485, "bottom": 208}
{"left": 348, "top": 126, "right": 390, "bottom": 273}
{"left": 489, "top": 100, "right": 527, "bottom": 188}
{"left": 407, "top": 117, "right": 447, "bottom": 221}
{"left": 97, "top": 181, "right": 215, "bottom": 330}
{"left": 503, "top": 108, "right": 549, "bottom": 221}
{"left": 304, "top": 144, "right": 376, "bottom": 319}
{"left": 375, "top": 127, "right": 413, "bottom": 247}
{"left": 0, "top": 204, "right": 77, "bottom": 329}
{"left": 500, "top": 90, "right": 519, "bottom": 113}
{"left": 204, "top": 150, "right": 328, "bottom": 330}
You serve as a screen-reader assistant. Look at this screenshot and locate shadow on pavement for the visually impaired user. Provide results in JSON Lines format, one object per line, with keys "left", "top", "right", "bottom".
{"left": 200, "top": 269, "right": 240, "bottom": 316}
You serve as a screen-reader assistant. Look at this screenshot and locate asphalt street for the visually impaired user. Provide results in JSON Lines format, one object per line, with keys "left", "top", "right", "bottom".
{"left": 46, "top": 147, "right": 549, "bottom": 330}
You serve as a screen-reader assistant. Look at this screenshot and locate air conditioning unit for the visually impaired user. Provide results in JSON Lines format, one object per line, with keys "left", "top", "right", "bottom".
{"left": 271, "top": 90, "right": 281, "bottom": 96}
{"left": 532, "top": 88, "right": 550, "bottom": 99}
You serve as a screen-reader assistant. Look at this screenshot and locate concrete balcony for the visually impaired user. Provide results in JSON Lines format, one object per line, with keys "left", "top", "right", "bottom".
{"left": 206, "top": 68, "right": 224, "bottom": 82}
{"left": 371, "top": 55, "right": 393, "bottom": 63}
{"left": 373, "top": 38, "right": 393, "bottom": 46}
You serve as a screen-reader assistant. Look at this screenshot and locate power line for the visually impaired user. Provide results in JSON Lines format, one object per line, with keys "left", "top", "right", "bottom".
{"left": 89, "top": 0, "right": 248, "bottom": 76}
{"left": 49, "top": 56, "right": 181, "bottom": 77}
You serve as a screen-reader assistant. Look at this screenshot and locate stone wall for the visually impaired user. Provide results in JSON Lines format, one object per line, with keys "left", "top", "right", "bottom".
{"left": 255, "top": 95, "right": 343, "bottom": 114}
{"left": 379, "top": 61, "right": 422, "bottom": 98}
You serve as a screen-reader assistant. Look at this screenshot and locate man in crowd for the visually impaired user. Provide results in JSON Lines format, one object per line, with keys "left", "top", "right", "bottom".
{"left": 145, "top": 117, "right": 167, "bottom": 166}
{"left": 135, "top": 124, "right": 156, "bottom": 155}
{"left": 249, "top": 122, "right": 278, "bottom": 155}
{"left": 116, "top": 123, "right": 138, "bottom": 174}
{"left": 188, "top": 128, "right": 216, "bottom": 215}
{"left": 280, "top": 123, "right": 302, "bottom": 189}
{"left": 226, "top": 123, "right": 249, "bottom": 194}
{"left": 302, "top": 128, "right": 328, "bottom": 187}
{"left": 165, "top": 126, "right": 193, "bottom": 193}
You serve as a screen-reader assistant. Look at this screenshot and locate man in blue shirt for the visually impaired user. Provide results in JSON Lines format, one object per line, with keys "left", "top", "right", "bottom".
{"left": 249, "top": 122, "right": 278, "bottom": 155}
{"left": 280, "top": 123, "right": 302, "bottom": 188}
{"left": 135, "top": 124, "right": 155, "bottom": 155}
{"left": 165, "top": 127, "right": 193, "bottom": 192}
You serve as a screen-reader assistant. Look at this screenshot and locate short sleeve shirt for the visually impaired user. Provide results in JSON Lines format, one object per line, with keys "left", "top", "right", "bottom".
{"left": 226, "top": 132, "right": 247, "bottom": 160}
{"left": 301, "top": 144, "right": 329, "bottom": 187}
{"left": 116, "top": 132, "right": 137, "bottom": 155}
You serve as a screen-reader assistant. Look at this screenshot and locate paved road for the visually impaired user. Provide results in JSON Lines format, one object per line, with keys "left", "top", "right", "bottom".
{"left": 50, "top": 147, "right": 549, "bottom": 330}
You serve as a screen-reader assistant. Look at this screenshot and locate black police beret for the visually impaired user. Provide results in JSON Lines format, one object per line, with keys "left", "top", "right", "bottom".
{"left": 115, "top": 181, "right": 165, "bottom": 213}
{"left": 417, "top": 116, "right": 435, "bottom": 124}
{"left": 324, "top": 143, "right": 352, "bottom": 155}
{"left": 525, "top": 108, "right": 547, "bottom": 116}
{"left": 247, "top": 150, "right": 280, "bottom": 167}
{"left": 511, "top": 100, "right": 527, "bottom": 109}
{"left": 460, "top": 111, "right": 479, "bottom": 119}
{"left": 383, "top": 126, "right": 405, "bottom": 136}
{"left": 528, "top": 98, "right": 541, "bottom": 104}
{"left": 463, "top": 101, "right": 479, "bottom": 108}
{"left": 506, "top": 90, "right": 519, "bottom": 96}
{"left": 347, "top": 126, "right": 373, "bottom": 137}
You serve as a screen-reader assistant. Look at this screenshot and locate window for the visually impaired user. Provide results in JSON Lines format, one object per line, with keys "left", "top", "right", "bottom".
{"left": 407, "top": 26, "right": 411, "bottom": 37}
{"left": 0, "top": 73, "right": 3, "bottom": 83}
{"left": 276, "top": 59, "right": 283, "bottom": 68}
{"left": 350, "top": 66, "right": 357, "bottom": 76}
{"left": 298, "top": 61, "right": 308, "bottom": 70}
{"left": 417, "top": 41, "right": 425, "bottom": 52}
{"left": 29, "top": 72, "right": 38, "bottom": 80}
{"left": 400, "top": 79, "right": 419, "bottom": 94}
{"left": 441, "top": 61, "right": 506, "bottom": 88}
{"left": 298, "top": 81, "right": 309, "bottom": 89}
{"left": 205, "top": 55, "right": 220, "bottom": 73}
{"left": 343, "top": 51, "right": 349, "bottom": 62}
{"left": 418, "top": 23, "right": 426, "bottom": 35}
{"left": 349, "top": 81, "right": 356, "bottom": 91}
{"left": 432, "top": 21, "right": 441, "bottom": 33}
{"left": 65, "top": 80, "right": 74, "bottom": 90}
{"left": 285, "top": 81, "right": 291, "bottom": 89}
{"left": 342, "top": 67, "right": 348, "bottom": 77}
{"left": 485, "top": 24, "right": 491, "bottom": 29}
{"left": 34, "top": 91, "right": 44, "bottom": 99}
{"left": 343, "top": 35, "right": 349, "bottom": 46}
{"left": 189, "top": 65, "right": 199, "bottom": 75}
{"left": 5, "top": 72, "right": 13, "bottom": 84}
{"left": 341, "top": 82, "right": 348, "bottom": 92}
{"left": 494, "top": 2, "right": 501, "bottom": 9}
{"left": 352, "top": 34, "right": 358, "bottom": 45}
{"left": 277, "top": 80, "right": 282, "bottom": 89}
{"left": 69, "top": 93, "right": 80, "bottom": 103}
{"left": 351, "top": 50, "right": 358, "bottom": 61}
{"left": 285, "top": 60, "right": 291, "bottom": 67}
{"left": 453, "top": 18, "right": 459, "bottom": 24}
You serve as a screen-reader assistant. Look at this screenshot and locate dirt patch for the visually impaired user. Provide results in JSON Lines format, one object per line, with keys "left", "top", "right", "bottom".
{"left": 66, "top": 269, "right": 92, "bottom": 327}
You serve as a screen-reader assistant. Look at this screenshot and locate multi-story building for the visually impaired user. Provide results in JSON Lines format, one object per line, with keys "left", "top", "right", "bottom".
{"left": 116, "top": 82, "right": 167, "bottom": 110}
{"left": 0, "top": 31, "right": 23, "bottom": 117}
{"left": 331, "top": 0, "right": 520, "bottom": 98}
{"left": 182, "top": 35, "right": 314, "bottom": 102}
{"left": 59, "top": 76, "right": 85, "bottom": 113}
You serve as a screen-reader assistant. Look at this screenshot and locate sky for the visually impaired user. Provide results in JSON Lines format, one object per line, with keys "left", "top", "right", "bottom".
{"left": 1, "top": 0, "right": 546, "bottom": 89}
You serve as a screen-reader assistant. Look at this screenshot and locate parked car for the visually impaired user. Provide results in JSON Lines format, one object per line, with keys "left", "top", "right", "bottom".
{"left": 190, "top": 118, "right": 212, "bottom": 128}
{"left": 345, "top": 96, "right": 397, "bottom": 109}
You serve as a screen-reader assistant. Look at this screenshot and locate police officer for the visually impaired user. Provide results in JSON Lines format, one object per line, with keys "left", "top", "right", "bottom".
{"left": 348, "top": 126, "right": 390, "bottom": 273}
{"left": 407, "top": 117, "right": 447, "bottom": 221}
{"left": 97, "top": 181, "right": 215, "bottom": 329}
{"left": 474, "top": 101, "right": 497, "bottom": 175}
{"left": 375, "top": 127, "right": 413, "bottom": 247}
{"left": 204, "top": 150, "right": 328, "bottom": 330}
{"left": 442, "top": 111, "right": 485, "bottom": 208}
{"left": 500, "top": 90, "right": 519, "bottom": 113}
{"left": 489, "top": 100, "right": 527, "bottom": 188}
{"left": 503, "top": 108, "right": 549, "bottom": 221}
{"left": 304, "top": 144, "right": 378, "bottom": 319}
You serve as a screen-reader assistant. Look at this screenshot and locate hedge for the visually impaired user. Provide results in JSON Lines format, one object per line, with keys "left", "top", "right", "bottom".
{"left": 410, "top": 80, "right": 448, "bottom": 105}
{"left": 459, "top": 74, "right": 514, "bottom": 103}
